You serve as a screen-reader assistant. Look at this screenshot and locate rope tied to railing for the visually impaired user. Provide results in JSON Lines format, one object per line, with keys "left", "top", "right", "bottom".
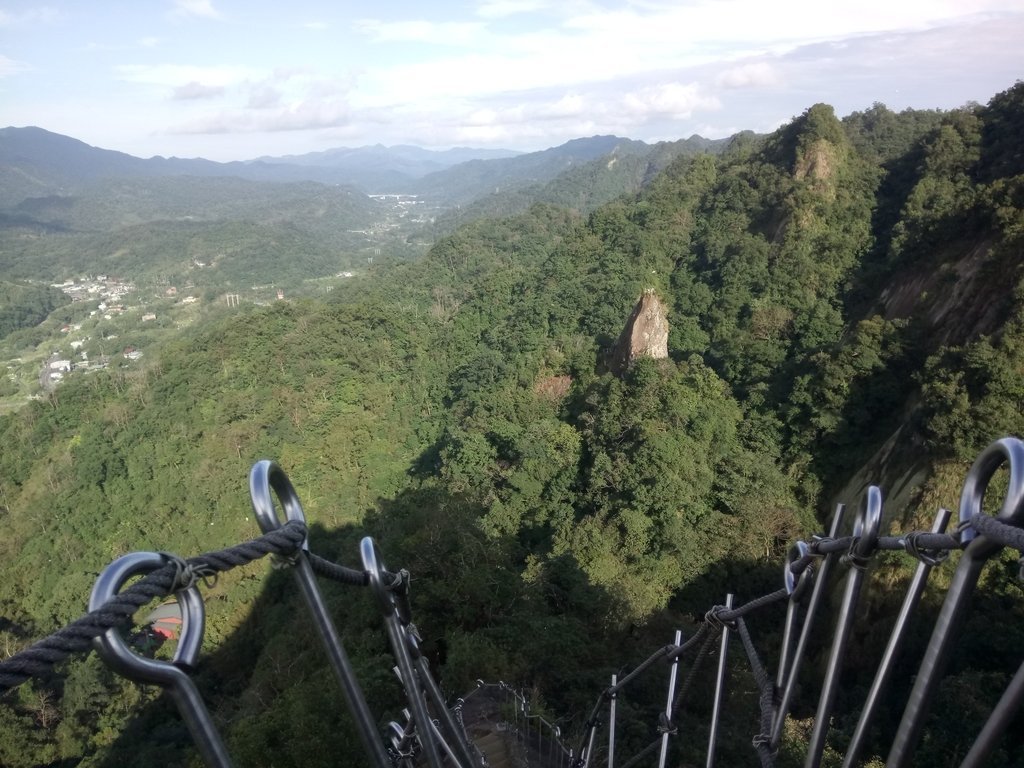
{"left": 969, "top": 511, "right": 1024, "bottom": 552}
{"left": 735, "top": 617, "right": 776, "bottom": 768}
{"left": 841, "top": 536, "right": 873, "bottom": 571}
{"left": 308, "top": 551, "right": 371, "bottom": 586}
{"left": 704, "top": 605, "right": 734, "bottom": 631}
{"left": 0, "top": 519, "right": 308, "bottom": 694}
{"left": 576, "top": 499, "right": 1024, "bottom": 768}
{"left": 670, "top": 629, "right": 718, "bottom": 718}
{"left": 901, "top": 531, "right": 951, "bottom": 566}
{"left": 9, "top": 438, "right": 1024, "bottom": 768}
{"left": 158, "top": 551, "right": 220, "bottom": 591}
{"left": 655, "top": 711, "right": 676, "bottom": 735}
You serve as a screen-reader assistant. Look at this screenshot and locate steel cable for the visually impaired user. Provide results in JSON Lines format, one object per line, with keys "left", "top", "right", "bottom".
{"left": 0, "top": 520, "right": 307, "bottom": 694}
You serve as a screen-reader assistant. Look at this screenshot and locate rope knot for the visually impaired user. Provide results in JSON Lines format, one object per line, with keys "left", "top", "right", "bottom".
{"left": 902, "top": 531, "right": 950, "bottom": 566}
{"left": 270, "top": 549, "right": 300, "bottom": 569}
{"left": 809, "top": 534, "right": 834, "bottom": 555}
{"left": 841, "top": 536, "right": 871, "bottom": 571}
{"left": 158, "top": 552, "right": 218, "bottom": 591}
{"left": 752, "top": 732, "right": 775, "bottom": 756}
{"left": 387, "top": 568, "right": 410, "bottom": 594}
{"left": 705, "top": 605, "right": 736, "bottom": 632}
{"left": 656, "top": 712, "right": 677, "bottom": 735}
{"left": 407, "top": 622, "right": 422, "bottom": 643}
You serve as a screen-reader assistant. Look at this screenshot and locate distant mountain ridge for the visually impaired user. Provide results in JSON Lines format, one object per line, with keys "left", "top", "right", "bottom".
{"left": 412, "top": 134, "right": 656, "bottom": 205}
{"left": 254, "top": 143, "right": 520, "bottom": 174}
{"left": 0, "top": 126, "right": 725, "bottom": 207}
{"left": 423, "top": 133, "right": 735, "bottom": 225}
{"left": 0, "top": 126, "right": 538, "bottom": 201}
{"left": 3, "top": 127, "right": 724, "bottom": 287}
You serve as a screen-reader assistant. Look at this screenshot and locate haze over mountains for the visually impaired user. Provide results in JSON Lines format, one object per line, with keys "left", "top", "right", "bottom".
{"left": 2, "top": 82, "right": 1024, "bottom": 767}
{"left": 0, "top": 126, "right": 729, "bottom": 207}
{"left": 0, "top": 125, "right": 734, "bottom": 292}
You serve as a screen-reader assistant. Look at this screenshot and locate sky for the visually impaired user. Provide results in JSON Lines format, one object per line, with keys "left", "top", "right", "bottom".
{"left": 1, "top": 0, "right": 1022, "bottom": 162}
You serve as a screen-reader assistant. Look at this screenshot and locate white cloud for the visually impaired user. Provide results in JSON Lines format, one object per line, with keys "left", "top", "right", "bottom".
{"left": 622, "top": 82, "right": 722, "bottom": 119}
{"left": 475, "top": 0, "right": 549, "bottom": 18}
{"left": 172, "top": 81, "right": 225, "bottom": 100}
{"left": 171, "top": 0, "right": 222, "bottom": 20}
{"left": 116, "top": 64, "right": 259, "bottom": 88}
{"left": 538, "top": 93, "right": 586, "bottom": 119}
{"left": 169, "top": 98, "right": 350, "bottom": 135}
{"left": 8, "top": 0, "right": 1021, "bottom": 160}
{"left": 716, "top": 62, "right": 781, "bottom": 89}
{"left": 552, "top": 1, "right": 1021, "bottom": 63}
{"left": 0, "top": 7, "right": 61, "bottom": 27}
{"left": 344, "top": 4, "right": 1023, "bottom": 150}
{"left": 353, "top": 19, "right": 486, "bottom": 45}
{"left": 247, "top": 85, "right": 283, "bottom": 109}
{"left": 0, "top": 54, "right": 29, "bottom": 78}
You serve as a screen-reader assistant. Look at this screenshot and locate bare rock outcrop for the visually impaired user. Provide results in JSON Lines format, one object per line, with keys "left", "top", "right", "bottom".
{"left": 608, "top": 290, "right": 669, "bottom": 375}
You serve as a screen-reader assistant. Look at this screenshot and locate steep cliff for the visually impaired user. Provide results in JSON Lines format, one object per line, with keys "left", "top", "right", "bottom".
{"left": 607, "top": 290, "right": 669, "bottom": 375}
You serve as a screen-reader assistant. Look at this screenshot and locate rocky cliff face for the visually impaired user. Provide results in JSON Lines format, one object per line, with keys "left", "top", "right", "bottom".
{"left": 608, "top": 290, "right": 669, "bottom": 375}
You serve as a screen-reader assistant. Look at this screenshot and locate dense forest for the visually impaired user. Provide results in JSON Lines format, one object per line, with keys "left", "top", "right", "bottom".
{"left": 0, "top": 176, "right": 394, "bottom": 290}
{"left": 0, "top": 281, "right": 70, "bottom": 341}
{"left": 1, "top": 83, "right": 1024, "bottom": 767}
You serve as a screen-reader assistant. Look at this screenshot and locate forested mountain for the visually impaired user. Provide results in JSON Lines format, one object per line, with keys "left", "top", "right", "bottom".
{"left": 429, "top": 134, "right": 735, "bottom": 232}
{"left": 252, "top": 144, "right": 521, "bottom": 189}
{"left": 0, "top": 127, "right": 515, "bottom": 200}
{"left": 6, "top": 176, "right": 381, "bottom": 234}
{"left": 0, "top": 281, "right": 70, "bottom": 340}
{"left": 0, "top": 127, "right": 671, "bottom": 203}
{"left": 410, "top": 134, "right": 731, "bottom": 207}
{"left": 0, "top": 177, "right": 390, "bottom": 289}
{"left": 1, "top": 84, "right": 1024, "bottom": 767}
{"left": 0, "top": 130, "right": 730, "bottom": 292}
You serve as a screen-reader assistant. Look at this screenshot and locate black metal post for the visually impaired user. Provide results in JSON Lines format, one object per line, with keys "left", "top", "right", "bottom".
{"left": 706, "top": 594, "right": 733, "bottom": 768}
{"left": 608, "top": 674, "right": 617, "bottom": 768}
{"left": 249, "top": 461, "right": 391, "bottom": 768}
{"left": 842, "top": 507, "right": 951, "bottom": 768}
{"left": 805, "top": 486, "right": 882, "bottom": 768}
{"left": 887, "top": 439, "right": 1024, "bottom": 767}
{"left": 960, "top": 660, "right": 1024, "bottom": 768}
{"left": 771, "top": 505, "right": 847, "bottom": 749}
{"left": 658, "top": 630, "right": 683, "bottom": 768}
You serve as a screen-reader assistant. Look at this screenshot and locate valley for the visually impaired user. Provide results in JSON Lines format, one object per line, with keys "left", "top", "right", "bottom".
{"left": 0, "top": 131, "right": 714, "bottom": 412}
{"left": 1, "top": 84, "right": 1023, "bottom": 767}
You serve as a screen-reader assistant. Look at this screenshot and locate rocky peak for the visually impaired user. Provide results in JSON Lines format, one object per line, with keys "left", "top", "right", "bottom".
{"left": 608, "top": 290, "right": 669, "bottom": 375}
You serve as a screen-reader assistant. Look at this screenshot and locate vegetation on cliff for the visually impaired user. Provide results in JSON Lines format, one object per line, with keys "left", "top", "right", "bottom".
{"left": 1, "top": 83, "right": 1023, "bottom": 766}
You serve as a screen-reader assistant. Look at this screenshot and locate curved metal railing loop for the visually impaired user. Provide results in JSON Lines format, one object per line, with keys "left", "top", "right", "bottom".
{"left": 249, "top": 460, "right": 391, "bottom": 768}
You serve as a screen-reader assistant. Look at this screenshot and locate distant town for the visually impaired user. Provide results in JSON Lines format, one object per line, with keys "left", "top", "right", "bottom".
{"left": 35, "top": 276, "right": 202, "bottom": 390}
{"left": 12, "top": 268, "right": 365, "bottom": 402}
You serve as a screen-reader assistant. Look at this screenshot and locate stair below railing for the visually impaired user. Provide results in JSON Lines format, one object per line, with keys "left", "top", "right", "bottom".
{"left": 472, "top": 728, "right": 516, "bottom": 768}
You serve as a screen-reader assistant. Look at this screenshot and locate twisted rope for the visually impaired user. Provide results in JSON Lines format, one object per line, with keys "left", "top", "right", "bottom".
{"left": 735, "top": 617, "right": 775, "bottom": 768}
{"left": 718, "top": 588, "right": 789, "bottom": 624}
{"left": 309, "top": 552, "right": 370, "bottom": 587}
{"left": 969, "top": 512, "right": 1024, "bottom": 551}
{"left": 608, "top": 643, "right": 682, "bottom": 693}
{"left": 593, "top": 513, "right": 997, "bottom": 767}
{"left": 670, "top": 628, "right": 719, "bottom": 719}
{"left": 0, "top": 520, "right": 307, "bottom": 694}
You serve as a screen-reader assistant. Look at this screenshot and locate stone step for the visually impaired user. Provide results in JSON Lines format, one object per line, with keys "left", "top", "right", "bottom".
{"left": 473, "top": 730, "right": 514, "bottom": 768}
